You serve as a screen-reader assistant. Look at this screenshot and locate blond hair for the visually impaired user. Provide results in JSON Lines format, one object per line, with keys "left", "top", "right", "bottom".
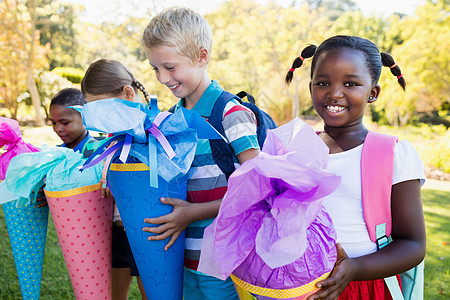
{"left": 141, "top": 7, "right": 213, "bottom": 63}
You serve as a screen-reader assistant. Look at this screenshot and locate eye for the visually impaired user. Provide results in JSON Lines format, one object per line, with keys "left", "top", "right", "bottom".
{"left": 62, "top": 122, "right": 70, "bottom": 125}
{"left": 315, "top": 81, "right": 329, "bottom": 87}
{"left": 344, "top": 82, "right": 358, "bottom": 87}
{"left": 51, "top": 121, "right": 56, "bottom": 125}
{"left": 166, "top": 66, "right": 175, "bottom": 71}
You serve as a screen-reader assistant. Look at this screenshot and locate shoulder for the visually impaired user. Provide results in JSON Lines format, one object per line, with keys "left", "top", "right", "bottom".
{"left": 221, "top": 98, "right": 257, "bottom": 132}
{"left": 222, "top": 97, "right": 255, "bottom": 120}
{"left": 393, "top": 140, "right": 425, "bottom": 185}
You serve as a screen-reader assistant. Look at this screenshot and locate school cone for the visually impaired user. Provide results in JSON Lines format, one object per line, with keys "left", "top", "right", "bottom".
{"left": 108, "top": 162, "right": 187, "bottom": 300}
{"left": 1, "top": 201, "right": 48, "bottom": 300}
{"left": 44, "top": 183, "right": 113, "bottom": 300}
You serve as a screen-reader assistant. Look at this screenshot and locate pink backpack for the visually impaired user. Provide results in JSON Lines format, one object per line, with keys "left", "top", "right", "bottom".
{"left": 361, "top": 131, "right": 423, "bottom": 300}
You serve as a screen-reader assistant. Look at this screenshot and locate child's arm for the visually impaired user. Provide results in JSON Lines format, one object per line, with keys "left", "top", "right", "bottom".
{"left": 143, "top": 148, "right": 260, "bottom": 250}
{"left": 308, "top": 179, "right": 426, "bottom": 300}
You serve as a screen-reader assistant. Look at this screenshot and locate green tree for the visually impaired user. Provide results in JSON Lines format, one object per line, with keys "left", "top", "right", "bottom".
{"left": 206, "top": 0, "right": 332, "bottom": 124}
{"left": 376, "top": 0, "right": 449, "bottom": 125}
{"left": 0, "top": 0, "right": 48, "bottom": 125}
{"left": 36, "top": 71, "right": 72, "bottom": 119}
{"left": 0, "top": 41, "right": 26, "bottom": 119}
{"left": 36, "top": 0, "right": 81, "bottom": 69}
{"left": 303, "top": 0, "right": 358, "bottom": 21}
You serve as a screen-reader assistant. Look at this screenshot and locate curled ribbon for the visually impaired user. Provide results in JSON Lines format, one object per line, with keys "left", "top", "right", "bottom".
{"left": 144, "top": 101, "right": 174, "bottom": 188}
{"left": 80, "top": 97, "right": 176, "bottom": 189}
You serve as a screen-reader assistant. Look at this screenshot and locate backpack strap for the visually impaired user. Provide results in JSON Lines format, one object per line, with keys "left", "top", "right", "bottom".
{"left": 236, "top": 91, "right": 255, "bottom": 104}
{"left": 208, "top": 91, "right": 242, "bottom": 179}
{"left": 362, "top": 131, "right": 404, "bottom": 300}
{"left": 361, "top": 131, "right": 398, "bottom": 250}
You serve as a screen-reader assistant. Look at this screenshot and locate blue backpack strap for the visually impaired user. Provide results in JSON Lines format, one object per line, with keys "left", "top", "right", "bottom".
{"left": 208, "top": 91, "right": 240, "bottom": 179}
{"left": 235, "top": 91, "right": 277, "bottom": 147}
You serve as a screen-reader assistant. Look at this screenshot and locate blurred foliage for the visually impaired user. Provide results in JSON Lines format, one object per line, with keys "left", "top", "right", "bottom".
{"left": 52, "top": 67, "right": 85, "bottom": 84}
{"left": 19, "top": 71, "right": 73, "bottom": 120}
{"left": 36, "top": 0, "right": 82, "bottom": 69}
{"left": 0, "top": 0, "right": 448, "bottom": 130}
{"left": 0, "top": 0, "right": 50, "bottom": 125}
{"left": 375, "top": 123, "right": 450, "bottom": 173}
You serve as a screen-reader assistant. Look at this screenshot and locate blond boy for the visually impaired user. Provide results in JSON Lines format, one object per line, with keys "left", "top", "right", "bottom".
{"left": 141, "top": 6, "right": 260, "bottom": 300}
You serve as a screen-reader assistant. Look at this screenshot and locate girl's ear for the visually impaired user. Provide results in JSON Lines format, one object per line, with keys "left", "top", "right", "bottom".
{"left": 198, "top": 48, "right": 209, "bottom": 67}
{"left": 368, "top": 84, "right": 381, "bottom": 103}
{"left": 122, "top": 85, "right": 135, "bottom": 102}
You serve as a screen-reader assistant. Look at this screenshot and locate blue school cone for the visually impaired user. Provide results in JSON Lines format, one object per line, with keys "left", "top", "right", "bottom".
{"left": 108, "top": 160, "right": 187, "bottom": 300}
{"left": 2, "top": 201, "right": 49, "bottom": 300}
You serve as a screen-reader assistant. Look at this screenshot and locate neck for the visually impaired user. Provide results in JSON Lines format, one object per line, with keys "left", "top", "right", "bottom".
{"left": 66, "top": 130, "right": 88, "bottom": 149}
{"left": 322, "top": 122, "right": 368, "bottom": 151}
{"left": 183, "top": 72, "right": 211, "bottom": 110}
{"left": 323, "top": 122, "right": 368, "bottom": 138}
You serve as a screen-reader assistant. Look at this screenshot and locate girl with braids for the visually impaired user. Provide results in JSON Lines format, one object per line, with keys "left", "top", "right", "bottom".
{"left": 286, "top": 36, "right": 425, "bottom": 300}
{"left": 81, "top": 59, "right": 149, "bottom": 300}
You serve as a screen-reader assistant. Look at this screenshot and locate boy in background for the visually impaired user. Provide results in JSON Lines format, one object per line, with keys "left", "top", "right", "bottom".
{"left": 49, "top": 88, "right": 90, "bottom": 152}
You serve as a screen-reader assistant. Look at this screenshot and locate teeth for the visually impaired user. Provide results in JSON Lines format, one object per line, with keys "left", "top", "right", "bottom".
{"left": 169, "top": 83, "right": 180, "bottom": 90}
{"left": 327, "top": 105, "right": 345, "bottom": 112}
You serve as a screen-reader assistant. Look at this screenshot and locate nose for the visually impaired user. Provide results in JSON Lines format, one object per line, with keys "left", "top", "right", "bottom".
{"left": 156, "top": 69, "right": 170, "bottom": 85}
{"left": 328, "top": 85, "right": 344, "bottom": 100}
{"left": 55, "top": 123, "right": 64, "bottom": 133}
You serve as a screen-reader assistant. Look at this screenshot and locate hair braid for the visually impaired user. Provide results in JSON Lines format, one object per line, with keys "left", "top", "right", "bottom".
{"left": 381, "top": 52, "right": 406, "bottom": 90}
{"left": 285, "top": 45, "right": 317, "bottom": 85}
{"left": 133, "top": 80, "right": 150, "bottom": 103}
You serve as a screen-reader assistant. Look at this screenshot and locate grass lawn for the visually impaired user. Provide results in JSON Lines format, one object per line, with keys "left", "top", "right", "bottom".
{"left": 0, "top": 188, "right": 448, "bottom": 299}
{"left": 0, "top": 207, "right": 143, "bottom": 299}
{"left": 0, "top": 125, "right": 449, "bottom": 299}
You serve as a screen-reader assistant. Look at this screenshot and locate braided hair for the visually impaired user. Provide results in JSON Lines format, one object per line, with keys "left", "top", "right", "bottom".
{"left": 81, "top": 59, "right": 151, "bottom": 103}
{"left": 285, "top": 45, "right": 317, "bottom": 84}
{"left": 380, "top": 53, "right": 406, "bottom": 90}
{"left": 285, "top": 35, "right": 406, "bottom": 90}
{"left": 132, "top": 80, "right": 150, "bottom": 103}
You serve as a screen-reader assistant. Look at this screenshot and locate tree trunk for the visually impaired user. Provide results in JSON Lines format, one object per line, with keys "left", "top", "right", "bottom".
{"left": 25, "top": 0, "right": 44, "bottom": 126}
{"left": 26, "top": 66, "right": 45, "bottom": 126}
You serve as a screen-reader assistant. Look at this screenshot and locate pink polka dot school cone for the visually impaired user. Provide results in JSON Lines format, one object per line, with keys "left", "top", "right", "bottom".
{"left": 45, "top": 183, "right": 113, "bottom": 300}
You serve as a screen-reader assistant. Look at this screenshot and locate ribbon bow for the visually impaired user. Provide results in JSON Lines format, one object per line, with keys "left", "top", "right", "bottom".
{"left": 79, "top": 96, "right": 224, "bottom": 189}
{"left": 80, "top": 96, "right": 175, "bottom": 188}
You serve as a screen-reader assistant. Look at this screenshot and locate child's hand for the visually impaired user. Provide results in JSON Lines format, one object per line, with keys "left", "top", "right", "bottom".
{"left": 101, "top": 186, "right": 114, "bottom": 199}
{"left": 143, "top": 197, "right": 193, "bottom": 250}
{"left": 308, "top": 243, "right": 355, "bottom": 300}
{"left": 32, "top": 187, "right": 48, "bottom": 208}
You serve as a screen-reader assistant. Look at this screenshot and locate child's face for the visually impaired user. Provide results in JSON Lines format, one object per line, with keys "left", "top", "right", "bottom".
{"left": 49, "top": 104, "right": 86, "bottom": 148}
{"left": 145, "top": 45, "right": 209, "bottom": 104}
{"left": 310, "top": 48, "right": 379, "bottom": 128}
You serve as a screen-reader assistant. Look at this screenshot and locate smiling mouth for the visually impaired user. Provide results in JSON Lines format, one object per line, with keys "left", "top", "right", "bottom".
{"left": 326, "top": 105, "right": 346, "bottom": 113}
{"left": 168, "top": 83, "right": 180, "bottom": 90}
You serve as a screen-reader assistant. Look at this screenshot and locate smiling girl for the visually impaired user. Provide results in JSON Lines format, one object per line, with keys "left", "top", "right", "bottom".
{"left": 286, "top": 35, "right": 425, "bottom": 300}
